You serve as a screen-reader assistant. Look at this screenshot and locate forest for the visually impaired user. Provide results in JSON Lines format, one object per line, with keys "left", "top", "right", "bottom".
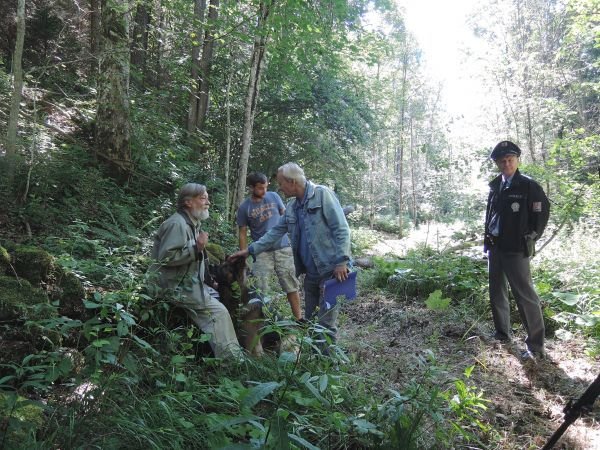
{"left": 0, "top": 0, "right": 598, "bottom": 448}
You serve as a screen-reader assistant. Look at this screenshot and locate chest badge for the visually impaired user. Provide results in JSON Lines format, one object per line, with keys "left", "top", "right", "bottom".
{"left": 511, "top": 202, "right": 520, "bottom": 212}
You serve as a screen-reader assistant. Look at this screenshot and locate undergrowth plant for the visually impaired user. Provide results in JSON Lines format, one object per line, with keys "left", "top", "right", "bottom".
{"left": 362, "top": 247, "right": 488, "bottom": 309}
{"left": 534, "top": 221, "right": 600, "bottom": 353}
{"left": 373, "top": 351, "right": 494, "bottom": 449}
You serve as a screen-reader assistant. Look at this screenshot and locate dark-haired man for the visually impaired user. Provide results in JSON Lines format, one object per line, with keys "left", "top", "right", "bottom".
{"left": 237, "top": 172, "right": 302, "bottom": 320}
{"left": 149, "top": 183, "right": 242, "bottom": 360}
{"left": 484, "top": 141, "right": 550, "bottom": 361}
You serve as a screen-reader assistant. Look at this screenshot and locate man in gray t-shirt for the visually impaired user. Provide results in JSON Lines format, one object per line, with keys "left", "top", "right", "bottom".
{"left": 237, "top": 172, "right": 302, "bottom": 320}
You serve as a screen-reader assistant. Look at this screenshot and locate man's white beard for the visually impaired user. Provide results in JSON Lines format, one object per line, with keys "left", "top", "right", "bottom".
{"left": 191, "top": 208, "right": 209, "bottom": 221}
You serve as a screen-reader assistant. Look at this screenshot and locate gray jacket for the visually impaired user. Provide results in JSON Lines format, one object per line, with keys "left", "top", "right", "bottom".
{"left": 149, "top": 211, "right": 209, "bottom": 302}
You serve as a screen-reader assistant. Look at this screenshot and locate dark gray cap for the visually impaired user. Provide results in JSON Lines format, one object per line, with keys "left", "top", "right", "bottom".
{"left": 490, "top": 141, "right": 521, "bottom": 160}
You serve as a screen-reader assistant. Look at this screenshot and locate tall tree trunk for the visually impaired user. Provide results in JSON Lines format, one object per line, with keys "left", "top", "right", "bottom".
{"left": 154, "top": 6, "right": 163, "bottom": 90}
{"left": 410, "top": 118, "right": 417, "bottom": 227}
{"left": 96, "top": 0, "right": 131, "bottom": 182}
{"left": 195, "top": 0, "right": 219, "bottom": 134}
{"left": 130, "top": 2, "right": 151, "bottom": 87}
{"left": 5, "top": 0, "right": 26, "bottom": 162}
{"left": 234, "top": 0, "right": 273, "bottom": 209}
{"left": 186, "top": 0, "right": 206, "bottom": 136}
{"left": 224, "top": 52, "right": 234, "bottom": 221}
{"left": 525, "top": 103, "right": 537, "bottom": 163}
{"left": 368, "top": 62, "right": 380, "bottom": 229}
{"left": 369, "top": 139, "right": 377, "bottom": 229}
{"left": 395, "top": 52, "right": 408, "bottom": 238}
{"left": 89, "top": 0, "right": 101, "bottom": 81}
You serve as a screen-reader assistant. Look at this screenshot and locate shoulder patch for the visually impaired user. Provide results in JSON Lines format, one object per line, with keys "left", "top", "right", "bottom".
{"left": 533, "top": 202, "right": 542, "bottom": 212}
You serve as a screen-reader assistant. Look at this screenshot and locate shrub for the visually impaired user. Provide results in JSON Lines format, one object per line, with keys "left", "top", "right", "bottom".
{"left": 13, "top": 246, "right": 55, "bottom": 285}
{"left": 0, "top": 276, "right": 52, "bottom": 321}
{"left": 0, "top": 392, "right": 45, "bottom": 447}
{"left": 366, "top": 248, "right": 488, "bottom": 305}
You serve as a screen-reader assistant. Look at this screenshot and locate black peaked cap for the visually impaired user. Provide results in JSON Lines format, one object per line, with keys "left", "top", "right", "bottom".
{"left": 490, "top": 140, "right": 521, "bottom": 160}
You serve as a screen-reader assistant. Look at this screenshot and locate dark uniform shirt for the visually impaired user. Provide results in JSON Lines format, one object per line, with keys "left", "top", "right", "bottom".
{"left": 484, "top": 169, "right": 550, "bottom": 254}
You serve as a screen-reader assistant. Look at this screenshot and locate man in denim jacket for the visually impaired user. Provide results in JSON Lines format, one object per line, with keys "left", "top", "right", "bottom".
{"left": 230, "top": 163, "right": 351, "bottom": 350}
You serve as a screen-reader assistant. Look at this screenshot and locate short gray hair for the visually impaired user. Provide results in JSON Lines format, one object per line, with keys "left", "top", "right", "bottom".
{"left": 177, "top": 183, "right": 207, "bottom": 209}
{"left": 278, "top": 162, "right": 306, "bottom": 185}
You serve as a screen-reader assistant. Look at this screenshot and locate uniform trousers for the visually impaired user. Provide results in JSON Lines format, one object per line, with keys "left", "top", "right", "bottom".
{"left": 488, "top": 246, "right": 545, "bottom": 353}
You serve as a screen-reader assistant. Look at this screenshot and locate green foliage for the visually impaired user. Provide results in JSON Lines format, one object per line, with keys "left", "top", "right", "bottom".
{"left": 350, "top": 227, "right": 380, "bottom": 256}
{"left": 372, "top": 215, "right": 405, "bottom": 235}
{"left": 0, "top": 392, "right": 45, "bottom": 448}
{"left": 534, "top": 222, "right": 600, "bottom": 344}
{"left": 0, "top": 275, "right": 52, "bottom": 321}
{"left": 13, "top": 245, "right": 54, "bottom": 285}
{"left": 364, "top": 248, "right": 488, "bottom": 305}
{"left": 1, "top": 350, "right": 78, "bottom": 392}
{"left": 374, "top": 352, "right": 494, "bottom": 448}
{"left": 425, "top": 290, "right": 451, "bottom": 311}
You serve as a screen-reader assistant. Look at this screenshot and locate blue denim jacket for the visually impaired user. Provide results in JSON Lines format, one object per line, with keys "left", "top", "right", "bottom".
{"left": 249, "top": 181, "right": 351, "bottom": 277}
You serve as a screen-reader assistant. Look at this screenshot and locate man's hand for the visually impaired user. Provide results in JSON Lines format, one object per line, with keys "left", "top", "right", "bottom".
{"left": 196, "top": 231, "right": 208, "bottom": 251}
{"left": 228, "top": 248, "right": 249, "bottom": 262}
{"left": 333, "top": 264, "right": 349, "bottom": 282}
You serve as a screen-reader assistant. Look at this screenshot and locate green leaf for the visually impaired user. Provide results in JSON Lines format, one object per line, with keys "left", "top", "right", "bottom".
{"left": 92, "top": 339, "right": 110, "bottom": 348}
{"left": 278, "top": 351, "right": 297, "bottom": 364}
{"left": 132, "top": 335, "right": 158, "bottom": 354}
{"left": 551, "top": 292, "right": 581, "bottom": 306}
{"left": 175, "top": 373, "right": 187, "bottom": 382}
{"left": 353, "top": 418, "right": 382, "bottom": 435}
{"left": 171, "top": 355, "right": 186, "bottom": 365}
{"left": 270, "top": 414, "right": 290, "bottom": 449}
{"left": 464, "top": 365, "right": 475, "bottom": 378}
{"left": 117, "top": 320, "right": 129, "bottom": 337}
{"left": 302, "top": 378, "right": 330, "bottom": 407}
{"left": 318, "top": 374, "right": 328, "bottom": 393}
{"left": 0, "top": 375, "right": 16, "bottom": 385}
{"left": 83, "top": 300, "right": 102, "bottom": 309}
{"left": 241, "top": 382, "right": 280, "bottom": 410}
{"left": 425, "top": 290, "right": 451, "bottom": 311}
{"left": 179, "top": 418, "right": 194, "bottom": 429}
{"left": 288, "top": 433, "right": 320, "bottom": 450}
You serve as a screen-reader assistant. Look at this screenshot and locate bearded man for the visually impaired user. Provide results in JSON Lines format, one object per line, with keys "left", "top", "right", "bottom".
{"left": 149, "top": 183, "right": 242, "bottom": 359}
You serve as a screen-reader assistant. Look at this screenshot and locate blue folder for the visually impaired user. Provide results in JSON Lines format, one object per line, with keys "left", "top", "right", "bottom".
{"left": 323, "top": 271, "right": 357, "bottom": 309}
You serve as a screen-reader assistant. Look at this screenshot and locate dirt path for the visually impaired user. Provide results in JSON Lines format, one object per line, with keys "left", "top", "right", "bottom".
{"left": 340, "top": 227, "right": 600, "bottom": 449}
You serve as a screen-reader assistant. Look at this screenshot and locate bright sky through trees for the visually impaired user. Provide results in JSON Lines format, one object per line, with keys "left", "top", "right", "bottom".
{"left": 399, "top": 0, "right": 485, "bottom": 116}
{"left": 398, "top": 0, "right": 493, "bottom": 189}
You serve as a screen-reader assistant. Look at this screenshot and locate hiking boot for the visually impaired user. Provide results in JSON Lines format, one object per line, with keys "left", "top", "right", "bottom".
{"left": 486, "top": 332, "right": 511, "bottom": 343}
{"left": 520, "top": 349, "right": 545, "bottom": 361}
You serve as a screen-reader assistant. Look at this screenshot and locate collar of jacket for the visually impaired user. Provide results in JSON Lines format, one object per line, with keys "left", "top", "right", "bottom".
{"left": 489, "top": 169, "right": 523, "bottom": 189}
{"left": 293, "top": 180, "right": 316, "bottom": 209}
{"left": 177, "top": 209, "right": 199, "bottom": 229}
{"left": 304, "top": 180, "right": 316, "bottom": 201}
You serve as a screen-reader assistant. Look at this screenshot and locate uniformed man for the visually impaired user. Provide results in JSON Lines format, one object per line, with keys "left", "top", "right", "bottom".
{"left": 484, "top": 141, "right": 550, "bottom": 360}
